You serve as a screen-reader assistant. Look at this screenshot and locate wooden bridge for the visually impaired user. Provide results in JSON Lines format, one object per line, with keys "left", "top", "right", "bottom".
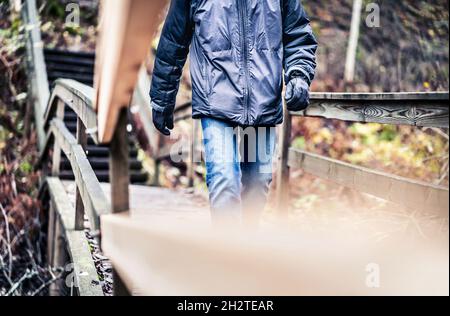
{"left": 22, "top": 0, "right": 449, "bottom": 296}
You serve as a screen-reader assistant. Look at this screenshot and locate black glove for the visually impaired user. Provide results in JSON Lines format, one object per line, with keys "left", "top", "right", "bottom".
{"left": 285, "top": 76, "right": 310, "bottom": 112}
{"left": 152, "top": 108, "right": 174, "bottom": 136}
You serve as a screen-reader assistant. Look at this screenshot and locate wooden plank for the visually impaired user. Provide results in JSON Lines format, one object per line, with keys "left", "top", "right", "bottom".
{"left": 46, "top": 177, "right": 103, "bottom": 296}
{"left": 47, "top": 177, "right": 76, "bottom": 231}
{"left": 109, "top": 109, "right": 130, "bottom": 214}
{"left": 310, "top": 91, "right": 449, "bottom": 101}
{"left": 293, "top": 99, "right": 449, "bottom": 128}
{"left": 51, "top": 100, "right": 65, "bottom": 176}
{"left": 44, "top": 79, "right": 98, "bottom": 143}
{"left": 187, "top": 120, "right": 200, "bottom": 187}
{"left": 75, "top": 118, "right": 87, "bottom": 230}
{"left": 101, "top": 212, "right": 449, "bottom": 296}
{"left": 275, "top": 108, "right": 292, "bottom": 215}
{"left": 49, "top": 118, "right": 110, "bottom": 234}
{"left": 95, "top": 0, "right": 167, "bottom": 143}
{"left": 61, "top": 181, "right": 209, "bottom": 221}
{"left": 50, "top": 216, "right": 68, "bottom": 295}
{"left": 46, "top": 203, "right": 56, "bottom": 271}
{"left": 288, "top": 148, "right": 449, "bottom": 216}
{"left": 65, "top": 230, "right": 104, "bottom": 296}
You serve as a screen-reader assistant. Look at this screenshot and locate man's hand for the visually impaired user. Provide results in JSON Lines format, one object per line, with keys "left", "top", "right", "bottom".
{"left": 152, "top": 108, "right": 174, "bottom": 136}
{"left": 285, "top": 77, "right": 310, "bottom": 112}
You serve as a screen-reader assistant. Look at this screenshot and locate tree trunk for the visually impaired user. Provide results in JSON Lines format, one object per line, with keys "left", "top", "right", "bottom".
{"left": 344, "top": 0, "right": 363, "bottom": 83}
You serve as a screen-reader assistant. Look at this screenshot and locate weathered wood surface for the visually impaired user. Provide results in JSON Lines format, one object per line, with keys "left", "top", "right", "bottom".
{"left": 65, "top": 230, "right": 104, "bottom": 296}
{"left": 310, "top": 92, "right": 449, "bottom": 100}
{"left": 75, "top": 117, "right": 88, "bottom": 230}
{"left": 44, "top": 79, "right": 98, "bottom": 143}
{"left": 22, "top": 0, "right": 50, "bottom": 149}
{"left": 62, "top": 181, "right": 209, "bottom": 223}
{"left": 47, "top": 178, "right": 76, "bottom": 231}
{"left": 288, "top": 148, "right": 449, "bottom": 217}
{"left": 51, "top": 100, "right": 65, "bottom": 176}
{"left": 100, "top": 212, "right": 448, "bottom": 296}
{"left": 95, "top": 0, "right": 168, "bottom": 143}
{"left": 275, "top": 105, "right": 292, "bottom": 214}
{"left": 109, "top": 109, "right": 130, "bottom": 214}
{"left": 47, "top": 118, "right": 110, "bottom": 233}
{"left": 46, "top": 198, "right": 56, "bottom": 269}
{"left": 46, "top": 178, "right": 104, "bottom": 296}
{"left": 294, "top": 93, "right": 449, "bottom": 128}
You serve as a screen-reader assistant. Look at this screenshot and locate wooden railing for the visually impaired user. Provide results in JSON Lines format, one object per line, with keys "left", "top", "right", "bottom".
{"left": 23, "top": 0, "right": 169, "bottom": 296}
{"left": 23, "top": 0, "right": 104, "bottom": 295}
{"left": 276, "top": 92, "right": 449, "bottom": 215}
{"left": 38, "top": 79, "right": 108, "bottom": 296}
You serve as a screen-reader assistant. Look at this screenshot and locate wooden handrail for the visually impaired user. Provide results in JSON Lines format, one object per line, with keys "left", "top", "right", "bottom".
{"left": 22, "top": 0, "right": 108, "bottom": 296}
{"left": 22, "top": 0, "right": 50, "bottom": 149}
{"left": 295, "top": 92, "right": 449, "bottom": 128}
{"left": 309, "top": 91, "right": 449, "bottom": 100}
{"left": 288, "top": 148, "right": 449, "bottom": 216}
{"left": 95, "top": 0, "right": 168, "bottom": 143}
{"left": 46, "top": 178, "right": 104, "bottom": 296}
{"left": 44, "top": 79, "right": 99, "bottom": 143}
{"left": 45, "top": 118, "right": 110, "bottom": 234}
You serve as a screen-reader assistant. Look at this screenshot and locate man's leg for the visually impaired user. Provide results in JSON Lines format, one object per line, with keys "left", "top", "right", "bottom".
{"left": 201, "top": 118, "right": 241, "bottom": 224}
{"left": 240, "top": 126, "right": 277, "bottom": 226}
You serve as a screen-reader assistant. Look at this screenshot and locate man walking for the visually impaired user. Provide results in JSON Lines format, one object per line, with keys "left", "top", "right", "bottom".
{"left": 150, "top": 0, "right": 317, "bottom": 224}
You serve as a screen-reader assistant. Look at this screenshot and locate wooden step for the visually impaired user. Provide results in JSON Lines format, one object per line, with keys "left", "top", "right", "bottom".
{"left": 59, "top": 170, "right": 148, "bottom": 183}
{"left": 60, "top": 157, "right": 143, "bottom": 170}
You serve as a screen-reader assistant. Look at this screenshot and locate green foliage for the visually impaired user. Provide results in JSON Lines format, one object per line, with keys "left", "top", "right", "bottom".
{"left": 41, "top": 0, "right": 66, "bottom": 19}
{"left": 293, "top": 117, "right": 449, "bottom": 185}
{"left": 64, "top": 23, "right": 82, "bottom": 36}
{"left": 292, "top": 136, "right": 306, "bottom": 150}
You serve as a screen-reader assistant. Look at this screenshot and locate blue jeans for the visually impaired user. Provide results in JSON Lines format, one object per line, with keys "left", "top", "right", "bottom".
{"left": 201, "top": 118, "right": 277, "bottom": 224}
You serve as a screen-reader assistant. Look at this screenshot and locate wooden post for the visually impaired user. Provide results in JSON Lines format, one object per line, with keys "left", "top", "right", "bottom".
{"left": 50, "top": 215, "right": 69, "bottom": 296}
{"left": 275, "top": 107, "right": 292, "bottom": 216}
{"left": 153, "top": 160, "right": 161, "bottom": 187}
{"left": 109, "top": 108, "right": 130, "bottom": 213}
{"left": 49, "top": 100, "right": 65, "bottom": 295}
{"left": 109, "top": 108, "right": 131, "bottom": 295}
{"left": 344, "top": 0, "right": 363, "bottom": 83}
{"left": 51, "top": 100, "right": 65, "bottom": 176}
{"left": 187, "top": 120, "right": 199, "bottom": 188}
{"left": 75, "top": 117, "right": 87, "bottom": 230}
{"left": 47, "top": 203, "right": 56, "bottom": 271}
{"left": 153, "top": 133, "right": 163, "bottom": 187}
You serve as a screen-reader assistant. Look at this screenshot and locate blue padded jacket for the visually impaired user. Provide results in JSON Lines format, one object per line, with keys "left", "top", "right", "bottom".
{"left": 150, "top": 0, "right": 317, "bottom": 126}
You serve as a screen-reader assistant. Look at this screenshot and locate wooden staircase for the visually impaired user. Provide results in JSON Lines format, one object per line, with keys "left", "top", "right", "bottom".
{"left": 44, "top": 48, "right": 148, "bottom": 184}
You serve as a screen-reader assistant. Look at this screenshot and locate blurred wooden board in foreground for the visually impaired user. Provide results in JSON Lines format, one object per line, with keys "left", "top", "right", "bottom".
{"left": 60, "top": 181, "right": 446, "bottom": 296}
{"left": 101, "top": 212, "right": 448, "bottom": 296}
{"left": 94, "top": 0, "right": 168, "bottom": 143}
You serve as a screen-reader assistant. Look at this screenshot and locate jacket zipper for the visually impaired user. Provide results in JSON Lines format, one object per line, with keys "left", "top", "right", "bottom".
{"left": 238, "top": 0, "right": 250, "bottom": 125}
